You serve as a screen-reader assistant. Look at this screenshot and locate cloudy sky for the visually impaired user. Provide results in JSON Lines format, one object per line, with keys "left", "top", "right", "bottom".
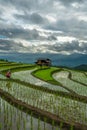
{"left": 0, "top": 0, "right": 87, "bottom": 54}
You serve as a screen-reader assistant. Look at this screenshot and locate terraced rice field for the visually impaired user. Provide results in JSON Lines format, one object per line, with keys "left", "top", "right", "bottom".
{"left": 0, "top": 97, "right": 57, "bottom": 130}
{"left": 53, "top": 70, "right": 87, "bottom": 96}
{"left": 0, "top": 61, "right": 87, "bottom": 130}
{"left": 12, "top": 69, "right": 68, "bottom": 92}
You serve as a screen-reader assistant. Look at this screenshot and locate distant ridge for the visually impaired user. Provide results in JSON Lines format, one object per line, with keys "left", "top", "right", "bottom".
{"left": 74, "top": 64, "right": 87, "bottom": 71}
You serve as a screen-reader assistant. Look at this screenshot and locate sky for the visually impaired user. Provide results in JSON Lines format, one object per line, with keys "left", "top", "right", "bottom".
{"left": 0, "top": 0, "right": 87, "bottom": 55}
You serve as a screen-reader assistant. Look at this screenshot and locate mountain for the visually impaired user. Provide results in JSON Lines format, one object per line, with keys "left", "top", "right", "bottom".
{"left": 0, "top": 52, "right": 87, "bottom": 67}
{"left": 74, "top": 64, "right": 87, "bottom": 71}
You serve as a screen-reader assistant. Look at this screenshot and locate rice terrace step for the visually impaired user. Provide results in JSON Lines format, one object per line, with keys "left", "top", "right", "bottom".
{"left": 0, "top": 61, "right": 87, "bottom": 130}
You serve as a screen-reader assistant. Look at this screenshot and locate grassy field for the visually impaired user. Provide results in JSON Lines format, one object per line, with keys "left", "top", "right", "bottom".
{"left": 32, "top": 67, "right": 59, "bottom": 80}
{"left": 32, "top": 67, "right": 62, "bottom": 85}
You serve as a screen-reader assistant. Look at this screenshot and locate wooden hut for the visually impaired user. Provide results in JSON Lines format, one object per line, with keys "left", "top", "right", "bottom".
{"left": 35, "top": 58, "right": 51, "bottom": 67}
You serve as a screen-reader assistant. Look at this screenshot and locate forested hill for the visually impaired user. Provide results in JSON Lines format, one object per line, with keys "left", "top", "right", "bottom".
{"left": 74, "top": 64, "right": 87, "bottom": 71}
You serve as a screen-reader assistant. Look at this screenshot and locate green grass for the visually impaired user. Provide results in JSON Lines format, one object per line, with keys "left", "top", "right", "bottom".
{"left": 1, "top": 65, "right": 36, "bottom": 75}
{"left": 10, "top": 65, "right": 36, "bottom": 73}
{"left": 32, "top": 67, "right": 62, "bottom": 85}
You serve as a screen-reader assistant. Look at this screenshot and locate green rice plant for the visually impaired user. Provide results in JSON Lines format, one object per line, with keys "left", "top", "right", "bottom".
{"left": 17, "top": 121, "right": 20, "bottom": 130}
{"left": 53, "top": 70, "right": 87, "bottom": 96}
{"left": 55, "top": 126, "right": 59, "bottom": 130}
{"left": 38, "top": 117, "right": 41, "bottom": 130}
{"left": 30, "top": 112, "right": 33, "bottom": 130}
{"left": 44, "top": 117, "right": 47, "bottom": 130}
{"left": 70, "top": 125, "right": 74, "bottom": 130}
{"left": 69, "top": 69, "right": 87, "bottom": 85}
{"left": 0, "top": 79, "right": 87, "bottom": 125}
{"left": 12, "top": 69, "right": 68, "bottom": 92}
{"left": 32, "top": 67, "right": 60, "bottom": 84}
{"left": 0, "top": 123, "right": 2, "bottom": 129}
{"left": 60, "top": 122, "right": 63, "bottom": 130}
{"left": 52, "top": 120, "right": 55, "bottom": 130}
{"left": 0, "top": 65, "right": 87, "bottom": 129}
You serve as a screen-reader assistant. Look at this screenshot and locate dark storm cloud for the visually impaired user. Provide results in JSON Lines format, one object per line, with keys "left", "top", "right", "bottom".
{"left": 0, "top": 18, "right": 4, "bottom": 22}
{"left": 14, "top": 12, "right": 48, "bottom": 25}
{"left": 2, "top": 28, "right": 39, "bottom": 40}
{"left": 30, "top": 13, "right": 46, "bottom": 24}
{"left": 0, "top": 27, "right": 58, "bottom": 41}
{"left": 42, "top": 40, "right": 87, "bottom": 53}
{"left": 0, "top": 37, "right": 87, "bottom": 54}
{"left": 47, "top": 35, "right": 57, "bottom": 41}
{"left": 0, "top": 39, "right": 25, "bottom": 52}
{"left": 0, "top": 0, "right": 55, "bottom": 16}
{"left": 45, "top": 18, "right": 87, "bottom": 39}
{"left": 54, "top": 41, "right": 80, "bottom": 52}
{"left": 0, "top": 0, "right": 87, "bottom": 54}
{"left": 0, "top": 0, "right": 32, "bottom": 10}
{"left": 0, "top": 40, "right": 14, "bottom": 51}
{"left": 0, "top": 0, "right": 49, "bottom": 12}
{"left": 58, "top": 0, "right": 83, "bottom": 6}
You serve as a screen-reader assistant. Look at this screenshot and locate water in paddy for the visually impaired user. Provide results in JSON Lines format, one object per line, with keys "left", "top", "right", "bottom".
{"left": 0, "top": 97, "right": 64, "bottom": 130}
{"left": 0, "top": 79, "right": 87, "bottom": 126}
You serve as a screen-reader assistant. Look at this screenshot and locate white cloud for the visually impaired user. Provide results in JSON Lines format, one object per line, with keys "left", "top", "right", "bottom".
{"left": 45, "top": 15, "right": 56, "bottom": 23}
{"left": 57, "top": 36, "right": 77, "bottom": 42}
{"left": 71, "top": 2, "right": 82, "bottom": 8}
{"left": 78, "top": 15, "right": 87, "bottom": 22}
{"left": 0, "top": 0, "right": 87, "bottom": 55}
